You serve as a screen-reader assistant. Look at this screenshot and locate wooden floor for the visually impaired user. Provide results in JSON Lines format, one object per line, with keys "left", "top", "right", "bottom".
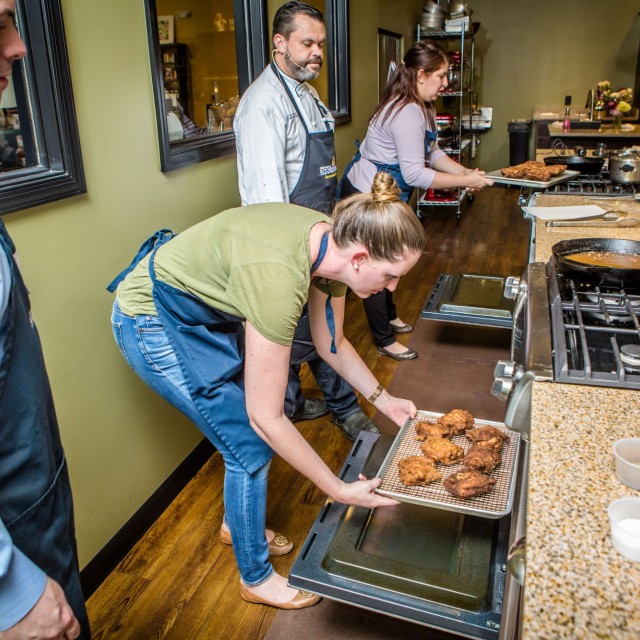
{"left": 86, "top": 187, "right": 530, "bottom": 639}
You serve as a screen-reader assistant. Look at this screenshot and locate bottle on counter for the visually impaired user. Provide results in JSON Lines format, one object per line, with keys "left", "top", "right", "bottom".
{"left": 562, "top": 95, "right": 571, "bottom": 132}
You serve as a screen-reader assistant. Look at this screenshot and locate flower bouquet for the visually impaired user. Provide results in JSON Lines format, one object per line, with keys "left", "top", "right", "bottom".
{"left": 596, "top": 81, "right": 633, "bottom": 129}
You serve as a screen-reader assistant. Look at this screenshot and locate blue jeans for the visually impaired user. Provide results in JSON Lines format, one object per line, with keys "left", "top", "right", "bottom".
{"left": 111, "top": 302, "right": 272, "bottom": 586}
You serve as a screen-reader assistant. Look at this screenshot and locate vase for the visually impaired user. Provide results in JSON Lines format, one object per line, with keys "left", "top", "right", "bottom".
{"left": 612, "top": 113, "right": 622, "bottom": 132}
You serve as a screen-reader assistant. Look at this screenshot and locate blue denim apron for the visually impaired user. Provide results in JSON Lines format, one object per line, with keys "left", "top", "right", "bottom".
{"left": 107, "top": 229, "right": 333, "bottom": 473}
{"left": 271, "top": 63, "right": 337, "bottom": 214}
{"left": 338, "top": 129, "right": 438, "bottom": 203}
{"left": 0, "top": 221, "right": 90, "bottom": 638}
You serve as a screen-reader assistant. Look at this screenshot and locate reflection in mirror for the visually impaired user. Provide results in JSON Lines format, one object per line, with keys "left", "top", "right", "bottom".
{"left": 157, "top": 0, "right": 240, "bottom": 140}
{"left": 145, "top": 0, "right": 268, "bottom": 171}
{"left": 0, "top": 0, "right": 85, "bottom": 215}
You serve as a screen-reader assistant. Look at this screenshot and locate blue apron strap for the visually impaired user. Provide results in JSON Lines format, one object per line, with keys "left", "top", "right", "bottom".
{"left": 106, "top": 229, "right": 174, "bottom": 292}
{"left": 310, "top": 231, "right": 337, "bottom": 354}
{"left": 336, "top": 139, "right": 361, "bottom": 200}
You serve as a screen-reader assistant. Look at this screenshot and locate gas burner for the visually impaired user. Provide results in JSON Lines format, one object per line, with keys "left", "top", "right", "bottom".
{"left": 620, "top": 344, "right": 640, "bottom": 371}
{"left": 583, "top": 292, "right": 640, "bottom": 324}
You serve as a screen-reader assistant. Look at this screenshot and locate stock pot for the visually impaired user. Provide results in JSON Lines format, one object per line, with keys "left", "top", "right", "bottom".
{"left": 609, "top": 148, "right": 640, "bottom": 185}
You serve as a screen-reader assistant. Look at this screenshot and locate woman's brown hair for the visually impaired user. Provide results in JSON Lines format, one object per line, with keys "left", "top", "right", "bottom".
{"left": 369, "top": 40, "right": 450, "bottom": 127}
{"left": 332, "top": 172, "right": 426, "bottom": 261}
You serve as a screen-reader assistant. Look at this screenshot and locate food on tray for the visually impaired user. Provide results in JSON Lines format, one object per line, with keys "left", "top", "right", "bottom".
{"left": 500, "top": 160, "right": 567, "bottom": 182}
{"left": 420, "top": 436, "right": 464, "bottom": 466}
{"left": 443, "top": 469, "right": 497, "bottom": 499}
{"left": 466, "top": 426, "right": 510, "bottom": 444}
{"left": 414, "top": 419, "right": 450, "bottom": 441}
{"left": 463, "top": 444, "right": 501, "bottom": 474}
{"left": 398, "top": 456, "right": 442, "bottom": 486}
{"left": 437, "top": 409, "right": 474, "bottom": 436}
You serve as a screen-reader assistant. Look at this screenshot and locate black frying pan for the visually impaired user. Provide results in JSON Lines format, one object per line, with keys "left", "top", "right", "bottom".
{"left": 544, "top": 156, "right": 604, "bottom": 175}
{"left": 552, "top": 238, "right": 640, "bottom": 291}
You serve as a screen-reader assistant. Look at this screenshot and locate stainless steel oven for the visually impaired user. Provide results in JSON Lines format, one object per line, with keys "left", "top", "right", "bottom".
{"left": 289, "top": 430, "right": 529, "bottom": 640}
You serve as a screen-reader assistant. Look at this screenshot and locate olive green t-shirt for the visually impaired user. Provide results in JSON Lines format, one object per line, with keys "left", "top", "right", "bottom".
{"left": 115, "top": 202, "right": 347, "bottom": 345}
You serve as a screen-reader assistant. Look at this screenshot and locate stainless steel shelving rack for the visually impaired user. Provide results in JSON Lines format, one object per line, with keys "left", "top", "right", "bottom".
{"left": 415, "top": 22, "right": 477, "bottom": 220}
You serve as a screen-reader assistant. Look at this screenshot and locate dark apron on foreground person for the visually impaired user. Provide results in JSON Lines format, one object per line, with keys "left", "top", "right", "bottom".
{"left": 0, "top": 221, "right": 90, "bottom": 638}
{"left": 271, "top": 63, "right": 358, "bottom": 419}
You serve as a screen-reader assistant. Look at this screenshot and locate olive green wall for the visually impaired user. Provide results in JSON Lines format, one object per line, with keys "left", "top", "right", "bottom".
{"left": 6, "top": 0, "right": 637, "bottom": 570}
{"left": 472, "top": 0, "right": 640, "bottom": 170}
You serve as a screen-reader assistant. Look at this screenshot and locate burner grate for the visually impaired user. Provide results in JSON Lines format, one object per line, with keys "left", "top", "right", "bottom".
{"left": 544, "top": 173, "right": 638, "bottom": 197}
{"left": 375, "top": 412, "right": 519, "bottom": 519}
{"left": 549, "top": 260, "right": 640, "bottom": 389}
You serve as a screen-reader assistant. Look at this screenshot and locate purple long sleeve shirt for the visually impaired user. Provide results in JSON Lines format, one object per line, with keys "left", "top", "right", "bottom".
{"left": 346, "top": 102, "right": 446, "bottom": 192}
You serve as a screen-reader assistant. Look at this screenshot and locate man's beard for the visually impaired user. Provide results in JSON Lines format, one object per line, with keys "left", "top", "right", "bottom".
{"left": 284, "top": 50, "right": 322, "bottom": 82}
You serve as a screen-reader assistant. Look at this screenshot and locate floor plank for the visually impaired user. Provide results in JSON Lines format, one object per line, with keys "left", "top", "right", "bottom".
{"left": 86, "top": 188, "right": 529, "bottom": 638}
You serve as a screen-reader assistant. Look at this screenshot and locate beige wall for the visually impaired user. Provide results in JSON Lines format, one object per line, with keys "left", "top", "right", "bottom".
{"left": 4, "top": 0, "right": 639, "bottom": 569}
{"left": 472, "top": 0, "right": 640, "bottom": 169}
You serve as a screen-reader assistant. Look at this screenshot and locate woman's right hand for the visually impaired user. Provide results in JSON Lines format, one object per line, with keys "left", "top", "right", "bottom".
{"left": 334, "top": 475, "right": 399, "bottom": 508}
{"left": 464, "top": 168, "right": 494, "bottom": 190}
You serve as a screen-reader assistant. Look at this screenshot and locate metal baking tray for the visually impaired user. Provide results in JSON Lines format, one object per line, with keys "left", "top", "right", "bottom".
{"left": 487, "top": 168, "right": 580, "bottom": 188}
{"left": 375, "top": 410, "right": 520, "bottom": 519}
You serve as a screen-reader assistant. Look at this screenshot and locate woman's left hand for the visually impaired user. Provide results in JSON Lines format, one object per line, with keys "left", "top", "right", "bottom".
{"left": 376, "top": 393, "right": 417, "bottom": 427}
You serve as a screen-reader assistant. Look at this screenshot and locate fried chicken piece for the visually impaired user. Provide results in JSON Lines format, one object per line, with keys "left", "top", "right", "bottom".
{"left": 397, "top": 456, "right": 442, "bottom": 487}
{"left": 501, "top": 160, "right": 566, "bottom": 182}
{"left": 437, "top": 409, "right": 474, "bottom": 436}
{"left": 463, "top": 445, "right": 501, "bottom": 474}
{"left": 415, "top": 419, "right": 450, "bottom": 441}
{"left": 443, "top": 469, "right": 497, "bottom": 499}
{"left": 466, "top": 426, "right": 510, "bottom": 444}
{"left": 420, "top": 436, "right": 464, "bottom": 466}
{"left": 474, "top": 436, "right": 506, "bottom": 452}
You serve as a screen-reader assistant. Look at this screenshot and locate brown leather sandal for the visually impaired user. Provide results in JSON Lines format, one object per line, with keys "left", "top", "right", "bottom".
{"left": 239, "top": 580, "right": 321, "bottom": 609}
{"left": 219, "top": 525, "right": 294, "bottom": 556}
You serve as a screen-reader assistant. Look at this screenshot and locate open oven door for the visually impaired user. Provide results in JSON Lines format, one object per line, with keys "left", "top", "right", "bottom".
{"left": 422, "top": 273, "right": 517, "bottom": 328}
{"left": 289, "top": 431, "right": 528, "bottom": 640}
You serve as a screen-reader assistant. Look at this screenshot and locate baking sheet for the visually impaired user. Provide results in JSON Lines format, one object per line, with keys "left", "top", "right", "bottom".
{"left": 375, "top": 410, "right": 520, "bottom": 519}
{"left": 487, "top": 168, "right": 580, "bottom": 188}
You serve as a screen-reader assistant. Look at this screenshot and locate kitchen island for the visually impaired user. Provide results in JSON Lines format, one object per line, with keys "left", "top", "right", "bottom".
{"left": 522, "top": 194, "right": 640, "bottom": 639}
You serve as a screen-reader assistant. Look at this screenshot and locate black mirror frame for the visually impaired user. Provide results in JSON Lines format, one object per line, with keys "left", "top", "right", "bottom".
{"left": 0, "top": 0, "right": 86, "bottom": 216}
{"left": 144, "top": 0, "right": 350, "bottom": 173}
{"left": 325, "top": 0, "right": 351, "bottom": 126}
{"left": 144, "top": 0, "right": 269, "bottom": 173}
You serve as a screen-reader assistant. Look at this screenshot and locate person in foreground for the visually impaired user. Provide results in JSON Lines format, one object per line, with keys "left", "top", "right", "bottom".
{"left": 339, "top": 40, "right": 493, "bottom": 361}
{"left": 108, "top": 172, "right": 424, "bottom": 609}
{"left": 0, "top": 2, "right": 88, "bottom": 638}
{"left": 234, "top": 1, "right": 379, "bottom": 440}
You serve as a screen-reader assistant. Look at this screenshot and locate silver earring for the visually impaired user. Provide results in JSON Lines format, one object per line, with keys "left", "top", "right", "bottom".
{"left": 353, "top": 262, "right": 359, "bottom": 270}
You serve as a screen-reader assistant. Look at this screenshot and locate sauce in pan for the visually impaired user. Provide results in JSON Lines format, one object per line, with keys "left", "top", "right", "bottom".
{"left": 566, "top": 251, "right": 640, "bottom": 269}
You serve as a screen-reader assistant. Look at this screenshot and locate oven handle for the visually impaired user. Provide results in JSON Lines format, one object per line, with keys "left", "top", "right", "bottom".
{"left": 499, "top": 439, "right": 529, "bottom": 640}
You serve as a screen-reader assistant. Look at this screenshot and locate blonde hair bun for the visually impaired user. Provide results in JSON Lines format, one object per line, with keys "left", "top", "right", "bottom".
{"left": 371, "top": 171, "right": 401, "bottom": 203}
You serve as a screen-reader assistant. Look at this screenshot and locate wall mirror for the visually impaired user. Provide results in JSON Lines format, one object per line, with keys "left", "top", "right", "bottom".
{"left": 0, "top": 0, "right": 85, "bottom": 215}
{"left": 145, "top": 0, "right": 350, "bottom": 172}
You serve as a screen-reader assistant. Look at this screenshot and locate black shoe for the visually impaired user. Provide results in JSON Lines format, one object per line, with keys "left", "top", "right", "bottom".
{"left": 376, "top": 345, "right": 418, "bottom": 361}
{"left": 390, "top": 322, "right": 414, "bottom": 334}
{"left": 291, "top": 398, "right": 329, "bottom": 422}
{"left": 332, "top": 411, "right": 380, "bottom": 441}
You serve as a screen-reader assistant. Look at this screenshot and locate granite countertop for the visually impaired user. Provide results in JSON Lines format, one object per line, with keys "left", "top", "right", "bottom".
{"left": 523, "top": 385, "right": 640, "bottom": 639}
{"left": 521, "top": 194, "right": 640, "bottom": 639}
{"left": 548, "top": 123, "right": 640, "bottom": 138}
{"left": 532, "top": 194, "right": 640, "bottom": 262}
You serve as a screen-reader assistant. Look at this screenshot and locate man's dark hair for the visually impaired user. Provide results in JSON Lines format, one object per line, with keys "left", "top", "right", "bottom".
{"left": 272, "top": 1, "right": 324, "bottom": 40}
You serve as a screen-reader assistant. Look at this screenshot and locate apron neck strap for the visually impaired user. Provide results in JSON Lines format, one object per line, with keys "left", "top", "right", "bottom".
{"left": 310, "top": 230, "right": 337, "bottom": 354}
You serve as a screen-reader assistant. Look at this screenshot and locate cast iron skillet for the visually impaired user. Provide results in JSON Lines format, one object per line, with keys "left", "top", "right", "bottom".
{"left": 544, "top": 156, "right": 604, "bottom": 176}
{"left": 552, "top": 238, "right": 640, "bottom": 291}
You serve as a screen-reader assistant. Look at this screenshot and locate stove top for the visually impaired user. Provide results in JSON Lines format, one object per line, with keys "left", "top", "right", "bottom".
{"left": 548, "top": 259, "right": 640, "bottom": 389}
{"left": 543, "top": 172, "right": 638, "bottom": 197}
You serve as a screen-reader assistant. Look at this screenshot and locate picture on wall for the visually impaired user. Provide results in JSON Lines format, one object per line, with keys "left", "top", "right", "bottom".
{"left": 158, "top": 15, "right": 174, "bottom": 44}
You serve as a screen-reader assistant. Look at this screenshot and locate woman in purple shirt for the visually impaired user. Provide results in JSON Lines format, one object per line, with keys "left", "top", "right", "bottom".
{"left": 339, "top": 41, "right": 493, "bottom": 360}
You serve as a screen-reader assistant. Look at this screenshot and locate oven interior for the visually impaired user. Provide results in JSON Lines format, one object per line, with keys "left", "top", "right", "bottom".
{"left": 289, "top": 432, "right": 512, "bottom": 639}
